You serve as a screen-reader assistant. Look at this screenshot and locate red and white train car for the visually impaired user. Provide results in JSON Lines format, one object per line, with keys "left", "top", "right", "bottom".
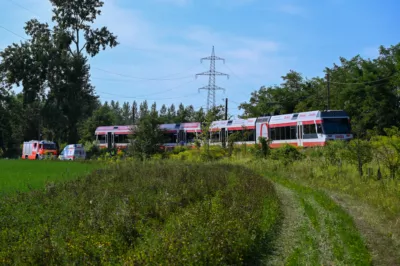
{"left": 95, "top": 125, "right": 134, "bottom": 150}
{"left": 255, "top": 110, "right": 352, "bottom": 148}
{"left": 94, "top": 110, "right": 352, "bottom": 150}
{"left": 209, "top": 117, "right": 257, "bottom": 145}
{"left": 95, "top": 122, "right": 202, "bottom": 150}
{"left": 159, "top": 122, "right": 202, "bottom": 149}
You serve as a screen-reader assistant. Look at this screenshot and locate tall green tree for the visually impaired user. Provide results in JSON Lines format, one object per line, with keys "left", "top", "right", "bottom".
{"left": 0, "top": 0, "right": 118, "bottom": 143}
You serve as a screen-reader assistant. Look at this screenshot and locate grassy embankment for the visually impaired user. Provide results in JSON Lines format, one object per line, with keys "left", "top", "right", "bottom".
{"left": 0, "top": 160, "right": 280, "bottom": 265}
{"left": 167, "top": 143, "right": 399, "bottom": 265}
{"left": 0, "top": 159, "right": 101, "bottom": 195}
{"left": 243, "top": 143, "right": 400, "bottom": 265}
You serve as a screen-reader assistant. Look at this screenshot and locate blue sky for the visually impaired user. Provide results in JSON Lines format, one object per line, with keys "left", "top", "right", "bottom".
{"left": 1, "top": 0, "right": 399, "bottom": 118}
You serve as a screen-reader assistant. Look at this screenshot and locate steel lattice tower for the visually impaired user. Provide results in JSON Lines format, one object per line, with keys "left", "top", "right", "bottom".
{"left": 195, "top": 46, "right": 229, "bottom": 111}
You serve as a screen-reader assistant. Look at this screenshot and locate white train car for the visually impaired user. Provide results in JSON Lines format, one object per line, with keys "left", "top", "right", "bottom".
{"left": 94, "top": 110, "right": 353, "bottom": 150}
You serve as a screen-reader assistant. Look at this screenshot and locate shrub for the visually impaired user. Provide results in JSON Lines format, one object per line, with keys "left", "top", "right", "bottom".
{"left": 270, "top": 144, "right": 304, "bottom": 165}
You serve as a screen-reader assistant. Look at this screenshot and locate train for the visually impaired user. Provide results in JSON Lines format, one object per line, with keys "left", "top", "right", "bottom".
{"left": 94, "top": 110, "right": 353, "bottom": 150}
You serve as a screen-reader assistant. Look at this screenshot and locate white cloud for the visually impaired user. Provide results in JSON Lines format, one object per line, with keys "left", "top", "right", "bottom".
{"left": 362, "top": 46, "right": 379, "bottom": 59}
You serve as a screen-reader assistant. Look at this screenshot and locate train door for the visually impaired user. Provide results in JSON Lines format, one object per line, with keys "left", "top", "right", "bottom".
{"left": 178, "top": 130, "right": 185, "bottom": 144}
{"left": 107, "top": 132, "right": 114, "bottom": 150}
{"left": 221, "top": 128, "right": 226, "bottom": 147}
{"left": 297, "top": 122, "right": 303, "bottom": 146}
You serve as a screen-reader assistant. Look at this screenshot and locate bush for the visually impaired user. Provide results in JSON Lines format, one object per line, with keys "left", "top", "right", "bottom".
{"left": 270, "top": 144, "right": 304, "bottom": 165}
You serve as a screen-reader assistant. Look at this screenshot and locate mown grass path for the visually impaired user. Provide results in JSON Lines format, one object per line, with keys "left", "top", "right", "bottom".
{"left": 328, "top": 191, "right": 400, "bottom": 266}
{"left": 263, "top": 175, "right": 372, "bottom": 265}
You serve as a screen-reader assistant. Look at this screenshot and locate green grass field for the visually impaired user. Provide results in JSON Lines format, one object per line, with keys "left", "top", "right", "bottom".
{"left": 0, "top": 160, "right": 101, "bottom": 195}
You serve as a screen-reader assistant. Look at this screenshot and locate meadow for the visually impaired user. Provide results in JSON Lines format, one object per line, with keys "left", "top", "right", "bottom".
{"left": 0, "top": 159, "right": 101, "bottom": 195}
{"left": 167, "top": 142, "right": 400, "bottom": 265}
{"left": 0, "top": 160, "right": 279, "bottom": 265}
{"left": 1, "top": 139, "right": 400, "bottom": 265}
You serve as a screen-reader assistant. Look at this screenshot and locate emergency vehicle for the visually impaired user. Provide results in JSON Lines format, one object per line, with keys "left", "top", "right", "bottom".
{"left": 21, "top": 140, "right": 58, "bottom": 160}
{"left": 58, "top": 144, "right": 86, "bottom": 160}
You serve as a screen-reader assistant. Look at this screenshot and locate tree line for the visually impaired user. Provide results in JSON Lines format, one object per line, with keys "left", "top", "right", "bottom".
{"left": 1, "top": 0, "right": 399, "bottom": 158}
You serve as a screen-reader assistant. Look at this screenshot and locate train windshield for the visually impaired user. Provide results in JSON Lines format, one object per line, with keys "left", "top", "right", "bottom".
{"left": 322, "top": 118, "right": 351, "bottom": 134}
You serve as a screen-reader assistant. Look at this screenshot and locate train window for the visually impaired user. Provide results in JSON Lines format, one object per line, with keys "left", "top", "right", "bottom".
{"left": 242, "top": 129, "right": 255, "bottom": 141}
{"left": 317, "top": 124, "right": 323, "bottom": 134}
{"left": 271, "top": 126, "right": 297, "bottom": 140}
{"left": 285, "top": 127, "right": 290, "bottom": 139}
{"left": 97, "top": 135, "right": 106, "bottom": 143}
{"left": 270, "top": 128, "right": 276, "bottom": 140}
{"left": 210, "top": 131, "right": 220, "bottom": 142}
{"left": 303, "top": 124, "right": 316, "bottom": 134}
{"left": 114, "top": 134, "right": 129, "bottom": 143}
{"left": 163, "top": 133, "right": 177, "bottom": 143}
{"left": 186, "top": 132, "right": 197, "bottom": 143}
{"left": 290, "top": 126, "right": 296, "bottom": 139}
{"left": 303, "top": 124, "right": 318, "bottom": 139}
{"left": 275, "top": 127, "right": 281, "bottom": 140}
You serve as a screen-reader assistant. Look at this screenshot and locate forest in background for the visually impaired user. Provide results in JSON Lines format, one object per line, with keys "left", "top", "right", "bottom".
{"left": 0, "top": 0, "right": 399, "bottom": 158}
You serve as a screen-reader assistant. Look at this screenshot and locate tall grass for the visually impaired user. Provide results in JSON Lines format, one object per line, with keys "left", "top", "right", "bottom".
{"left": 0, "top": 160, "right": 280, "bottom": 265}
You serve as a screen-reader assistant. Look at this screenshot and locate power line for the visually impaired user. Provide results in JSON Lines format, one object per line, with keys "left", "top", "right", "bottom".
{"left": 0, "top": 25, "right": 27, "bottom": 40}
{"left": 96, "top": 78, "right": 201, "bottom": 99}
{"left": 0, "top": 24, "right": 201, "bottom": 82}
{"left": 328, "top": 75, "right": 395, "bottom": 85}
{"left": 98, "top": 91, "right": 198, "bottom": 100}
{"left": 7, "top": 0, "right": 43, "bottom": 18}
{"left": 224, "top": 63, "right": 243, "bottom": 81}
{"left": 91, "top": 66, "right": 198, "bottom": 81}
{"left": 195, "top": 46, "right": 229, "bottom": 112}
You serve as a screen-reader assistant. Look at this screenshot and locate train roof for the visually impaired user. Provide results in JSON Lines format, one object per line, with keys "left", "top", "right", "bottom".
{"left": 159, "top": 122, "right": 201, "bottom": 132}
{"left": 95, "top": 125, "right": 135, "bottom": 134}
{"left": 210, "top": 117, "right": 257, "bottom": 129}
{"left": 95, "top": 122, "right": 202, "bottom": 134}
{"left": 269, "top": 110, "right": 349, "bottom": 124}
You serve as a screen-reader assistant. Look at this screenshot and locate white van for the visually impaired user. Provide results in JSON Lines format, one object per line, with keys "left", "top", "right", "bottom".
{"left": 58, "top": 144, "right": 86, "bottom": 160}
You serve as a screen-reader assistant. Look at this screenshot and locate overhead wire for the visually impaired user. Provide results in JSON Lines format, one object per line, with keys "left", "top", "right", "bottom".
{"left": 97, "top": 79, "right": 202, "bottom": 100}
{"left": 328, "top": 75, "right": 395, "bottom": 85}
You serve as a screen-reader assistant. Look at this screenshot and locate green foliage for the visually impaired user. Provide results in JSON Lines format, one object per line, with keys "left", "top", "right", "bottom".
{"left": 270, "top": 144, "right": 304, "bottom": 165}
{"left": 168, "top": 145, "right": 226, "bottom": 162}
{"left": 343, "top": 139, "right": 373, "bottom": 177}
{"left": 321, "top": 140, "right": 348, "bottom": 166}
{"left": 128, "top": 115, "right": 165, "bottom": 160}
{"left": 371, "top": 127, "right": 400, "bottom": 178}
{"left": 0, "top": 161, "right": 279, "bottom": 265}
{"left": 238, "top": 44, "right": 400, "bottom": 136}
{"left": 258, "top": 136, "right": 271, "bottom": 158}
